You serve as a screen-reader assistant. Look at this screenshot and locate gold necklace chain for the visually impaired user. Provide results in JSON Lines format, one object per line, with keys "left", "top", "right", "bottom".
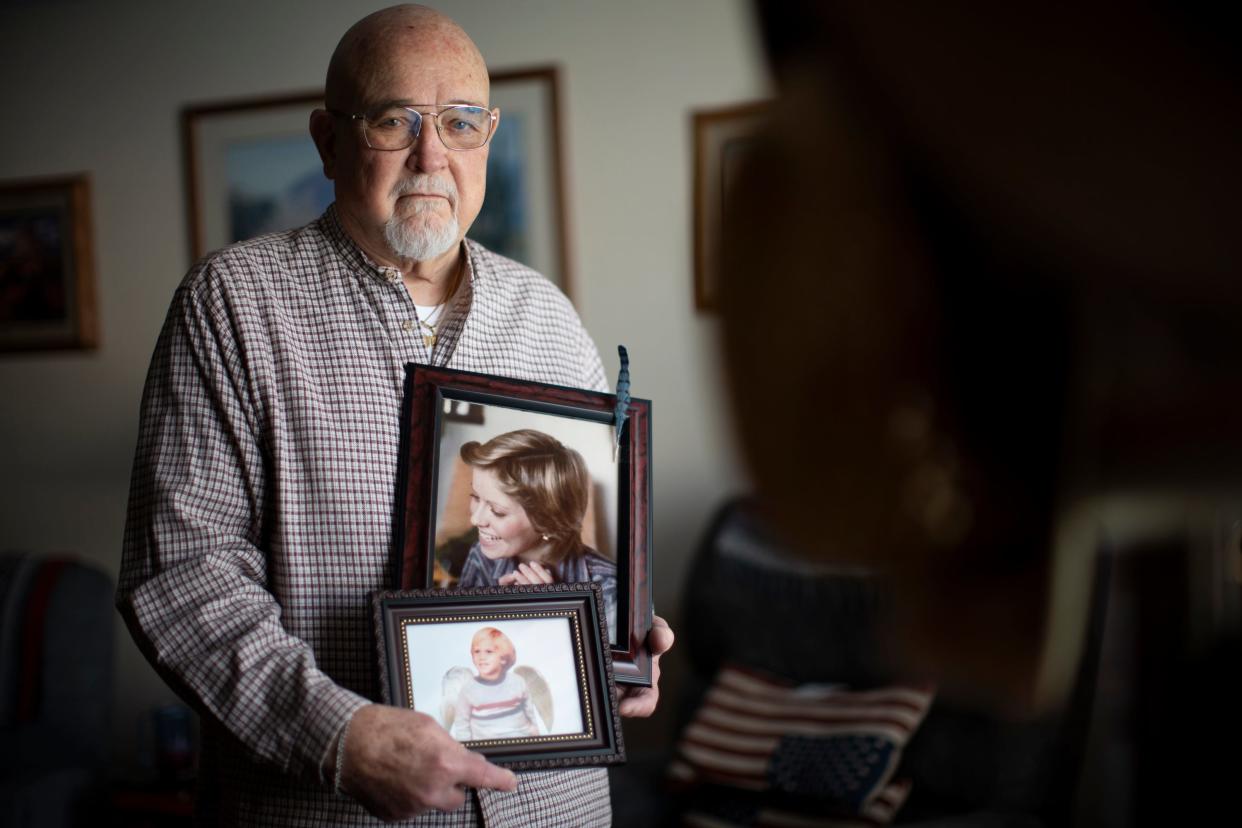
{"left": 412, "top": 253, "right": 466, "bottom": 349}
{"left": 415, "top": 304, "right": 444, "bottom": 347}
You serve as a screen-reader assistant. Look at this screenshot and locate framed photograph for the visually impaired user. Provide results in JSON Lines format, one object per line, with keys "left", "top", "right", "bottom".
{"left": 372, "top": 583, "right": 625, "bottom": 769}
{"left": 692, "top": 102, "right": 768, "bottom": 312}
{"left": 181, "top": 67, "right": 572, "bottom": 300}
{"left": 470, "top": 66, "right": 572, "bottom": 298}
{"left": 0, "top": 174, "right": 98, "bottom": 352}
{"left": 182, "top": 91, "right": 329, "bottom": 260}
{"left": 394, "top": 364, "right": 654, "bottom": 686}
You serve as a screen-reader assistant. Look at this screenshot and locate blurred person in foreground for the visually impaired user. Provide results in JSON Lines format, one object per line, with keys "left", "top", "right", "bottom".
{"left": 117, "top": 5, "right": 671, "bottom": 825}
{"left": 720, "top": 1, "right": 1241, "bottom": 822}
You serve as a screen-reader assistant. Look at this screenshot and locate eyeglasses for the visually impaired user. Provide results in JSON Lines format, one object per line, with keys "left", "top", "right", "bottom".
{"left": 332, "top": 104, "right": 497, "bottom": 151}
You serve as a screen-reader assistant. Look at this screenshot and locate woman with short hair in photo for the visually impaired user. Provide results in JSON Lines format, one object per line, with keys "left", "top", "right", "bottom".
{"left": 457, "top": 429, "right": 617, "bottom": 636}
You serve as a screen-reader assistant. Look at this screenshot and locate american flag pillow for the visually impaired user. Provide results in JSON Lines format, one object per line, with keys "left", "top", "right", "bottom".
{"left": 667, "top": 665, "right": 934, "bottom": 827}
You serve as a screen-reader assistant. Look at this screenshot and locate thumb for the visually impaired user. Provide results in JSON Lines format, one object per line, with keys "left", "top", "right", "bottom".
{"left": 649, "top": 615, "right": 675, "bottom": 656}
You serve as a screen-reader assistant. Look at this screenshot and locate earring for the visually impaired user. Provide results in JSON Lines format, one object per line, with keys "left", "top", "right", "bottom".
{"left": 541, "top": 534, "right": 550, "bottom": 541}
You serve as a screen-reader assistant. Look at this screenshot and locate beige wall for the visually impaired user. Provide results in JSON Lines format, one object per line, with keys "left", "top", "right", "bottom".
{"left": 0, "top": 0, "right": 765, "bottom": 765}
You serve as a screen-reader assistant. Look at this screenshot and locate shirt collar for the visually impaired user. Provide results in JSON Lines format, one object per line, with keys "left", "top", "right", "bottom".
{"left": 322, "top": 202, "right": 482, "bottom": 292}
{"left": 320, "top": 203, "right": 387, "bottom": 280}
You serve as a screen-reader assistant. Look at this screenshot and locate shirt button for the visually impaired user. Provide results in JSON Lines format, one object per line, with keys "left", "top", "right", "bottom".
{"left": 401, "top": 319, "right": 415, "bottom": 332}
{"left": 386, "top": 271, "right": 401, "bottom": 284}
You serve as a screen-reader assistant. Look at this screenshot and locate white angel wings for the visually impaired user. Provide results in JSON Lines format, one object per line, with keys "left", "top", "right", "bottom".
{"left": 515, "top": 665, "right": 553, "bottom": 733}
{"left": 440, "top": 666, "right": 473, "bottom": 737}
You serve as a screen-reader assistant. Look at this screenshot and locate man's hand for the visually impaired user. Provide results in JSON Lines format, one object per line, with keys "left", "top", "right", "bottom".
{"left": 497, "top": 561, "right": 555, "bottom": 586}
{"left": 337, "top": 704, "right": 516, "bottom": 821}
{"left": 618, "top": 615, "right": 674, "bottom": 718}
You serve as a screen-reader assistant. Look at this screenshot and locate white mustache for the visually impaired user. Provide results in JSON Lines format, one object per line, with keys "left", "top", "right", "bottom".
{"left": 392, "top": 175, "right": 458, "bottom": 210}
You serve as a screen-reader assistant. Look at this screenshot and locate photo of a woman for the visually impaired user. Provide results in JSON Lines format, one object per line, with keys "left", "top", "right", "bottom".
{"left": 453, "top": 429, "right": 618, "bottom": 637}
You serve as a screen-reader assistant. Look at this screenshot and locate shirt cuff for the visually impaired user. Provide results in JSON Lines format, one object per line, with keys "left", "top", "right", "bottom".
{"left": 303, "top": 679, "right": 370, "bottom": 787}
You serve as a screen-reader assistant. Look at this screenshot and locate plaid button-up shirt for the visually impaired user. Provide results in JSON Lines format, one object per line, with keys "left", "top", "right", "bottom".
{"left": 118, "top": 206, "right": 611, "bottom": 826}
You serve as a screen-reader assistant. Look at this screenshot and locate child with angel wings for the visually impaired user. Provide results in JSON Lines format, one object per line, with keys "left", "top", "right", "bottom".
{"left": 442, "top": 626, "right": 553, "bottom": 741}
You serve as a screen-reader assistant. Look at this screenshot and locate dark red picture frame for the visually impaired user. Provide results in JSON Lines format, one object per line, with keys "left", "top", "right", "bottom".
{"left": 393, "top": 364, "right": 654, "bottom": 686}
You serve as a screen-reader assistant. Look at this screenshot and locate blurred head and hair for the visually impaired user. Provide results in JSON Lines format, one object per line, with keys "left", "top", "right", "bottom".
{"left": 721, "top": 1, "right": 1242, "bottom": 709}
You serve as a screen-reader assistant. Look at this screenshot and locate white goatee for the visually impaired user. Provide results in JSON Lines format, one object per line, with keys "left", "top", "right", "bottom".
{"left": 384, "top": 175, "right": 460, "bottom": 261}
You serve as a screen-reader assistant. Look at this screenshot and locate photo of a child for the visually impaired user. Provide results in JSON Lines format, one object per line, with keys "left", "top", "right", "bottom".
{"left": 443, "top": 626, "right": 551, "bottom": 741}
{"left": 403, "top": 608, "right": 588, "bottom": 743}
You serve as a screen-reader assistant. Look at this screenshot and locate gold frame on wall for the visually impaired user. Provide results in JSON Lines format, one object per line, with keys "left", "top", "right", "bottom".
{"left": 692, "top": 102, "right": 768, "bottom": 312}
{"left": 0, "top": 174, "right": 98, "bottom": 353}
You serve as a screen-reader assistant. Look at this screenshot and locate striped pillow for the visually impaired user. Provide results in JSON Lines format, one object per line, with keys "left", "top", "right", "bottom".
{"left": 668, "top": 665, "right": 934, "bottom": 827}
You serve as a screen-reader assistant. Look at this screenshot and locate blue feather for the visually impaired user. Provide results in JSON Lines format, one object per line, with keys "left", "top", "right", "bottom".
{"left": 613, "top": 346, "right": 630, "bottom": 460}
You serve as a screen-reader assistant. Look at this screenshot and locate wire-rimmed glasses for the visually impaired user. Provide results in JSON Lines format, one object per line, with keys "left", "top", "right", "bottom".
{"left": 332, "top": 104, "right": 497, "bottom": 151}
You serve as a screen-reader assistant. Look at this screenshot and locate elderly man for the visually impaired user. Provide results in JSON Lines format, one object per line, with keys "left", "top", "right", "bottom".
{"left": 118, "top": 5, "right": 671, "bottom": 825}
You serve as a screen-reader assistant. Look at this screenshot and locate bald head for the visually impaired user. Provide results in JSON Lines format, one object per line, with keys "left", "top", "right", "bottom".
{"left": 325, "top": 4, "right": 489, "bottom": 112}
{"left": 310, "top": 3, "right": 496, "bottom": 278}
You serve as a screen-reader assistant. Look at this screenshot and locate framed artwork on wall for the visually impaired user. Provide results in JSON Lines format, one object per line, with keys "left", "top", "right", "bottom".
{"left": 181, "top": 67, "right": 571, "bottom": 299}
{"left": 469, "top": 66, "right": 572, "bottom": 299}
{"left": 0, "top": 174, "right": 98, "bottom": 353}
{"left": 373, "top": 584, "right": 625, "bottom": 770}
{"left": 182, "top": 91, "right": 328, "bottom": 261}
{"left": 692, "top": 102, "right": 768, "bottom": 312}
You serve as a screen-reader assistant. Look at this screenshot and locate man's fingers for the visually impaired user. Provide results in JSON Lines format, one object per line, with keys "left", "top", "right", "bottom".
{"left": 649, "top": 614, "right": 675, "bottom": 656}
{"left": 619, "top": 618, "right": 673, "bottom": 718}
{"left": 620, "top": 654, "right": 661, "bottom": 717}
{"left": 497, "top": 573, "right": 518, "bottom": 585}
{"left": 459, "top": 752, "right": 518, "bottom": 792}
{"left": 618, "top": 686, "right": 658, "bottom": 718}
{"left": 424, "top": 784, "right": 469, "bottom": 814}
